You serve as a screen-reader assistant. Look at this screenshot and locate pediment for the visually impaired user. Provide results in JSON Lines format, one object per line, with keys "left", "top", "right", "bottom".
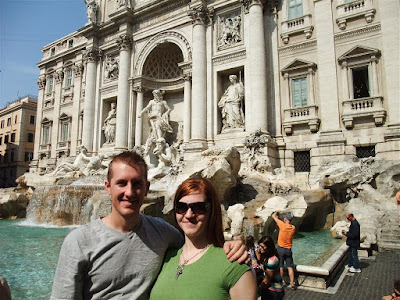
{"left": 59, "top": 113, "right": 70, "bottom": 120}
{"left": 281, "top": 59, "right": 317, "bottom": 73}
{"left": 339, "top": 46, "right": 380, "bottom": 61}
{"left": 41, "top": 117, "right": 52, "bottom": 124}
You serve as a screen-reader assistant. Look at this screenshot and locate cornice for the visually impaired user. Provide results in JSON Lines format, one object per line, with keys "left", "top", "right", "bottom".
{"left": 212, "top": 50, "right": 246, "bottom": 65}
{"left": 279, "top": 40, "right": 317, "bottom": 53}
{"left": 334, "top": 24, "right": 381, "bottom": 41}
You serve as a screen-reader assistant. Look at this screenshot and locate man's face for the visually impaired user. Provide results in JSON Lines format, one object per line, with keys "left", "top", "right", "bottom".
{"left": 105, "top": 162, "right": 149, "bottom": 221}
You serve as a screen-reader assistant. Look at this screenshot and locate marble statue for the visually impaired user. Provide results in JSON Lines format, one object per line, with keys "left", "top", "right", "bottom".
{"left": 105, "top": 56, "right": 119, "bottom": 79}
{"left": 118, "top": 0, "right": 131, "bottom": 8}
{"left": 218, "top": 75, "right": 245, "bottom": 132}
{"left": 139, "top": 89, "right": 173, "bottom": 155}
{"left": 84, "top": 0, "right": 97, "bottom": 24}
{"left": 53, "top": 146, "right": 90, "bottom": 176}
{"left": 102, "top": 102, "right": 117, "bottom": 145}
{"left": 84, "top": 154, "right": 107, "bottom": 176}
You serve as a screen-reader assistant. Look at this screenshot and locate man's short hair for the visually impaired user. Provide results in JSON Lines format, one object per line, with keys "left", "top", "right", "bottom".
{"left": 107, "top": 151, "right": 148, "bottom": 182}
{"left": 394, "top": 279, "right": 400, "bottom": 291}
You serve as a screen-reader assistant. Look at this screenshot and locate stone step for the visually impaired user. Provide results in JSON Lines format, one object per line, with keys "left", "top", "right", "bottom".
{"left": 380, "top": 232, "right": 400, "bottom": 240}
{"left": 379, "top": 241, "right": 400, "bottom": 251}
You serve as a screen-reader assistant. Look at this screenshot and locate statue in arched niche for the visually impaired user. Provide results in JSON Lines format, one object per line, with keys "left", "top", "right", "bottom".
{"left": 218, "top": 74, "right": 245, "bottom": 132}
{"left": 139, "top": 89, "right": 173, "bottom": 155}
{"left": 102, "top": 102, "right": 117, "bottom": 145}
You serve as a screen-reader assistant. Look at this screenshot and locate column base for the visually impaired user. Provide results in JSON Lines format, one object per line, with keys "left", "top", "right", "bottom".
{"left": 183, "top": 140, "right": 208, "bottom": 152}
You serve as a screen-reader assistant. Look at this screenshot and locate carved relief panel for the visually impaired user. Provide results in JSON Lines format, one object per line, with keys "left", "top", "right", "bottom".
{"left": 217, "top": 10, "right": 243, "bottom": 50}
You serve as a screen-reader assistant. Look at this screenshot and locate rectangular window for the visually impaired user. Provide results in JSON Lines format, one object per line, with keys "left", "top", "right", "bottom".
{"left": 14, "top": 115, "right": 17, "bottom": 124}
{"left": 51, "top": 47, "right": 55, "bottom": 56}
{"left": 294, "top": 151, "right": 310, "bottom": 172}
{"left": 292, "top": 77, "right": 308, "bottom": 107}
{"left": 0, "top": 120, "right": 3, "bottom": 128}
{"left": 30, "top": 115, "right": 35, "bottom": 124}
{"left": 289, "top": 0, "right": 303, "bottom": 19}
{"left": 352, "top": 66, "right": 370, "bottom": 99}
{"left": 28, "top": 132, "right": 34, "bottom": 143}
{"left": 0, "top": 136, "right": 2, "bottom": 145}
{"left": 25, "top": 152, "right": 34, "bottom": 162}
{"left": 7, "top": 118, "right": 11, "bottom": 126}
{"left": 4, "top": 135, "right": 9, "bottom": 144}
{"left": 65, "top": 69, "right": 73, "bottom": 87}
{"left": 10, "top": 133, "right": 15, "bottom": 143}
{"left": 61, "top": 122, "right": 69, "bottom": 141}
{"left": 68, "top": 40, "right": 74, "bottom": 48}
{"left": 47, "top": 76, "right": 54, "bottom": 93}
{"left": 356, "top": 146, "right": 375, "bottom": 158}
{"left": 43, "top": 126, "right": 50, "bottom": 144}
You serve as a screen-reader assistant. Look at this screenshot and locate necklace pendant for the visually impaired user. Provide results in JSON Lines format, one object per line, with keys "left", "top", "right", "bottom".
{"left": 175, "top": 265, "right": 183, "bottom": 280}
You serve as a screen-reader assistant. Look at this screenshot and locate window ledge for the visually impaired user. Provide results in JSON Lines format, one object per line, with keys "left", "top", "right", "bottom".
{"left": 283, "top": 105, "right": 320, "bottom": 135}
{"left": 336, "top": 0, "right": 376, "bottom": 30}
{"left": 281, "top": 14, "right": 314, "bottom": 44}
{"left": 341, "top": 96, "right": 385, "bottom": 128}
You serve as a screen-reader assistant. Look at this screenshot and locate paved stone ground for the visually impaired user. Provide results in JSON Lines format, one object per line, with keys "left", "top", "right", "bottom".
{"left": 283, "top": 251, "right": 400, "bottom": 300}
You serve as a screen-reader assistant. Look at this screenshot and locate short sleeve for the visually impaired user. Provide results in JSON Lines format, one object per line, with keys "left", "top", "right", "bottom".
{"left": 266, "top": 256, "right": 279, "bottom": 272}
{"left": 222, "top": 260, "right": 251, "bottom": 289}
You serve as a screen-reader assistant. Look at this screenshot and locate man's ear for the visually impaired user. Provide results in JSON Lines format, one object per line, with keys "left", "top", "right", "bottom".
{"left": 105, "top": 180, "right": 111, "bottom": 195}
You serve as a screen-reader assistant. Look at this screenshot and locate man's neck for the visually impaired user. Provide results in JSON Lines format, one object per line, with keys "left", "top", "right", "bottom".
{"left": 102, "top": 213, "right": 141, "bottom": 233}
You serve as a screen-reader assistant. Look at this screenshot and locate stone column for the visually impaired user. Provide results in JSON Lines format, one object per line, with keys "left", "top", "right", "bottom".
{"left": 183, "top": 74, "right": 192, "bottom": 143}
{"left": 370, "top": 56, "right": 379, "bottom": 97}
{"left": 52, "top": 68, "right": 64, "bottom": 158}
{"left": 284, "top": 73, "right": 290, "bottom": 108}
{"left": 82, "top": 47, "right": 100, "bottom": 152}
{"left": 33, "top": 75, "right": 46, "bottom": 164}
{"left": 243, "top": 0, "right": 268, "bottom": 133}
{"left": 70, "top": 63, "right": 84, "bottom": 155}
{"left": 314, "top": 0, "right": 341, "bottom": 132}
{"left": 308, "top": 68, "right": 315, "bottom": 105}
{"left": 188, "top": 6, "right": 211, "bottom": 145}
{"left": 115, "top": 34, "right": 133, "bottom": 151}
{"left": 341, "top": 62, "right": 349, "bottom": 101}
{"left": 135, "top": 86, "right": 144, "bottom": 147}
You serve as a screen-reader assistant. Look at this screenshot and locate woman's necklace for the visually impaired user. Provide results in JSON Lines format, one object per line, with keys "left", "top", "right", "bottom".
{"left": 175, "top": 244, "right": 210, "bottom": 280}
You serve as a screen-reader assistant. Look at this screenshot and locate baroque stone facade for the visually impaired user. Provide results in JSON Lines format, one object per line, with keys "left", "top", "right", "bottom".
{"left": 32, "top": 0, "right": 399, "bottom": 175}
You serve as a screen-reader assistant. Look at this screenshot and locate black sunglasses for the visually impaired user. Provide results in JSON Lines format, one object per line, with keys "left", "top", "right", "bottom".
{"left": 175, "top": 201, "right": 210, "bottom": 215}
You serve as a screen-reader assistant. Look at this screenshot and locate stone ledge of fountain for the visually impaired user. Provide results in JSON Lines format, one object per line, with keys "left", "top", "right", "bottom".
{"left": 295, "top": 243, "right": 348, "bottom": 289}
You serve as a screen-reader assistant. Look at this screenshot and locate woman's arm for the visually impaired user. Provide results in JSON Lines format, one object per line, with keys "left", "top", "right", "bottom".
{"left": 259, "top": 269, "right": 274, "bottom": 290}
{"left": 229, "top": 271, "right": 257, "bottom": 300}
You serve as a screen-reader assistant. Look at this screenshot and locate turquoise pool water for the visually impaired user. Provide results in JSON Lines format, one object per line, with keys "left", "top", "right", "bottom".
{"left": 0, "top": 219, "right": 342, "bottom": 299}
{"left": 0, "top": 219, "right": 72, "bottom": 300}
{"left": 292, "top": 229, "right": 343, "bottom": 267}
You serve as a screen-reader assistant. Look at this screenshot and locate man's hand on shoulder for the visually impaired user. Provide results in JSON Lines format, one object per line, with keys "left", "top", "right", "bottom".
{"left": 223, "top": 240, "right": 248, "bottom": 264}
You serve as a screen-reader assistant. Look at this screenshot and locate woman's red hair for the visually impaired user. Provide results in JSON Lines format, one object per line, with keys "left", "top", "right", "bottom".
{"left": 174, "top": 177, "right": 224, "bottom": 247}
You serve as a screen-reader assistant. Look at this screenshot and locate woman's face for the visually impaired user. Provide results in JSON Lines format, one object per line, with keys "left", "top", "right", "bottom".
{"left": 259, "top": 243, "right": 267, "bottom": 254}
{"left": 176, "top": 192, "right": 209, "bottom": 241}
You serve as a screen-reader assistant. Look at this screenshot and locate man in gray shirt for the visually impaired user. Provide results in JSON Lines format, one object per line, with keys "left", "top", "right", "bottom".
{"left": 51, "top": 151, "right": 246, "bottom": 299}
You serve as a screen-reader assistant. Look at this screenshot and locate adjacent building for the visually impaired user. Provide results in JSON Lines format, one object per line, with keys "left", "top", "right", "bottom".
{"left": 32, "top": 0, "right": 399, "bottom": 176}
{"left": 0, "top": 96, "right": 37, "bottom": 187}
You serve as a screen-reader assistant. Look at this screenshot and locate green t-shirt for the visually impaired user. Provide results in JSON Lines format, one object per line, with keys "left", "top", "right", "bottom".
{"left": 150, "top": 245, "right": 250, "bottom": 300}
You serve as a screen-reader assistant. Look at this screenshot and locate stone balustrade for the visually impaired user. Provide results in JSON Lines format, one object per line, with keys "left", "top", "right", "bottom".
{"left": 336, "top": 0, "right": 376, "bottom": 30}
{"left": 283, "top": 105, "right": 320, "bottom": 135}
{"left": 281, "top": 14, "right": 313, "bottom": 44}
{"left": 341, "top": 96, "right": 385, "bottom": 128}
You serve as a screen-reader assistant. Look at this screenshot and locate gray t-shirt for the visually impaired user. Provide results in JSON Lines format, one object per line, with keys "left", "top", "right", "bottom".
{"left": 50, "top": 214, "right": 183, "bottom": 300}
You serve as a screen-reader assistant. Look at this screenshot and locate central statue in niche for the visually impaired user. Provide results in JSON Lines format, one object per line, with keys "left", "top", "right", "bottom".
{"left": 139, "top": 89, "right": 173, "bottom": 156}
{"left": 218, "top": 74, "right": 245, "bottom": 133}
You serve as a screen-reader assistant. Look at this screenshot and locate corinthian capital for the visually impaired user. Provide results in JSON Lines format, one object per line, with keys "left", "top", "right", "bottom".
{"left": 83, "top": 47, "right": 102, "bottom": 63}
{"left": 116, "top": 34, "right": 133, "bottom": 51}
{"left": 188, "top": 6, "right": 214, "bottom": 26}
{"left": 55, "top": 70, "right": 64, "bottom": 84}
{"left": 73, "top": 63, "right": 84, "bottom": 77}
{"left": 37, "top": 76, "right": 46, "bottom": 90}
{"left": 242, "top": 0, "right": 276, "bottom": 13}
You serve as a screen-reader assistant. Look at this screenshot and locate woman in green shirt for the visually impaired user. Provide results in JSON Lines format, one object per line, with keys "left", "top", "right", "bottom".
{"left": 150, "top": 178, "right": 257, "bottom": 300}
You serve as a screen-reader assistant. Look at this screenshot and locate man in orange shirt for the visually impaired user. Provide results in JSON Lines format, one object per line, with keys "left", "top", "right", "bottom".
{"left": 272, "top": 211, "right": 296, "bottom": 290}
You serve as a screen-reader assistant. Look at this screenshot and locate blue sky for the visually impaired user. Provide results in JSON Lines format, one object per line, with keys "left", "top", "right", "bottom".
{"left": 0, "top": 0, "right": 87, "bottom": 108}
